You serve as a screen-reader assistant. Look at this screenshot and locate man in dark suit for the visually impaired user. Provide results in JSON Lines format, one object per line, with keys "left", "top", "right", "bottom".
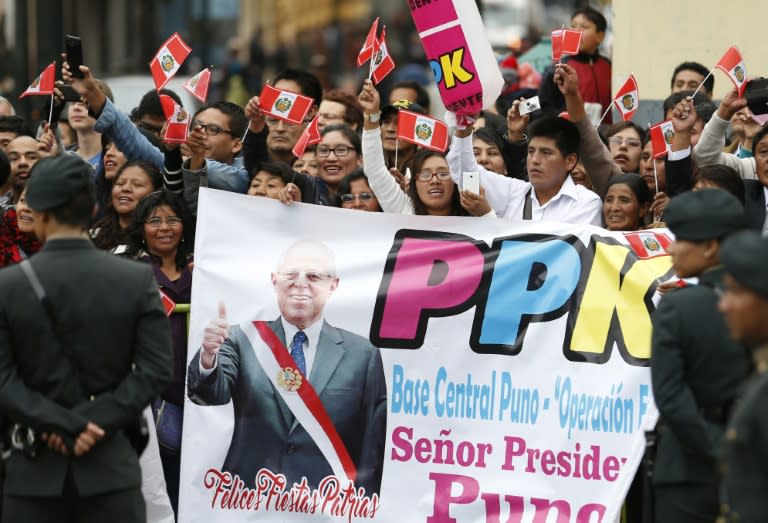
{"left": 188, "top": 240, "right": 387, "bottom": 495}
{"left": 650, "top": 190, "right": 751, "bottom": 523}
{"left": 0, "top": 154, "right": 172, "bottom": 522}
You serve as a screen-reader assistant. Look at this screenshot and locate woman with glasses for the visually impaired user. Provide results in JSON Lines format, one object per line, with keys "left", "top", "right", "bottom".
{"left": 335, "top": 169, "right": 382, "bottom": 212}
{"left": 123, "top": 189, "right": 194, "bottom": 517}
{"left": 91, "top": 160, "right": 163, "bottom": 252}
{"left": 358, "top": 79, "right": 490, "bottom": 217}
{"left": 606, "top": 121, "right": 645, "bottom": 174}
{"left": 315, "top": 124, "right": 363, "bottom": 198}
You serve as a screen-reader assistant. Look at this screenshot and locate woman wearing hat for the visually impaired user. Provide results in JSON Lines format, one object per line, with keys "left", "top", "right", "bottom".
{"left": 650, "top": 189, "right": 752, "bottom": 523}
{"left": 717, "top": 231, "right": 768, "bottom": 522}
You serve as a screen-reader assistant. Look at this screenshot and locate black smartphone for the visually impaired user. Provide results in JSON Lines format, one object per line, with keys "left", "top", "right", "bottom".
{"left": 59, "top": 84, "right": 81, "bottom": 102}
{"left": 65, "top": 35, "right": 84, "bottom": 79}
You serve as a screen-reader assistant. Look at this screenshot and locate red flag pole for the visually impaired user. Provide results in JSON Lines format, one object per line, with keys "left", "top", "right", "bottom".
{"left": 689, "top": 70, "right": 713, "bottom": 100}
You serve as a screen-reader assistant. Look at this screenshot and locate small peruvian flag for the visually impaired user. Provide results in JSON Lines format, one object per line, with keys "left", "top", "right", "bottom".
{"left": 551, "top": 29, "right": 582, "bottom": 61}
{"left": 612, "top": 75, "right": 639, "bottom": 122}
{"left": 159, "top": 289, "right": 176, "bottom": 317}
{"left": 159, "top": 94, "right": 190, "bottom": 143}
{"left": 397, "top": 110, "right": 449, "bottom": 152}
{"left": 292, "top": 114, "right": 321, "bottom": 158}
{"left": 624, "top": 231, "right": 672, "bottom": 259}
{"left": 19, "top": 62, "right": 56, "bottom": 99}
{"left": 371, "top": 27, "right": 396, "bottom": 85}
{"left": 715, "top": 46, "right": 748, "bottom": 97}
{"left": 259, "top": 84, "right": 313, "bottom": 125}
{"left": 149, "top": 33, "right": 192, "bottom": 90}
{"left": 183, "top": 67, "right": 212, "bottom": 103}
{"left": 357, "top": 17, "right": 380, "bottom": 67}
{"left": 649, "top": 120, "right": 675, "bottom": 159}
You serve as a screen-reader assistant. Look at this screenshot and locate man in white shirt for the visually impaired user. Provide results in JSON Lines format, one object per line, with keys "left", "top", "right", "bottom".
{"left": 448, "top": 113, "right": 602, "bottom": 225}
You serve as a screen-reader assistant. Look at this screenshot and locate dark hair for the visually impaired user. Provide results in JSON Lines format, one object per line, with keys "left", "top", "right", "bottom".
{"left": 606, "top": 173, "right": 652, "bottom": 206}
{"left": 389, "top": 80, "right": 431, "bottom": 113}
{"left": 751, "top": 125, "right": 768, "bottom": 156}
{"left": 131, "top": 88, "right": 183, "bottom": 121}
{"left": 695, "top": 165, "right": 746, "bottom": 204}
{"left": 272, "top": 68, "right": 323, "bottom": 106}
{"left": 193, "top": 101, "right": 248, "bottom": 140}
{"left": 404, "top": 150, "right": 468, "bottom": 216}
{"left": 0, "top": 149, "right": 8, "bottom": 187}
{"left": 92, "top": 160, "right": 163, "bottom": 251}
{"left": 605, "top": 121, "right": 646, "bottom": 142}
{"left": 0, "top": 115, "right": 32, "bottom": 137}
{"left": 125, "top": 189, "right": 194, "bottom": 269}
{"left": 249, "top": 160, "right": 295, "bottom": 185}
{"left": 662, "top": 90, "right": 716, "bottom": 124}
{"left": 527, "top": 116, "right": 580, "bottom": 158}
{"left": 571, "top": 6, "right": 607, "bottom": 33}
{"left": 334, "top": 169, "right": 382, "bottom": 211}
{"left": 671, "top": 61, "right": 714, "bottom": 94}
{"left": 320, "top": 123, "right": 362, "bottom": 155}
{"left": 48, "top": 183, "right": 96, "bottom": 228}
{"left": 323, "top": 89, "right": 364, "bottom": 131}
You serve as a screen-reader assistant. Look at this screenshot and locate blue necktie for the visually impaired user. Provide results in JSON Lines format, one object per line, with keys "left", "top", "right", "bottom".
{"left": 290, "top": 331, "right": 307, "bottom": 376}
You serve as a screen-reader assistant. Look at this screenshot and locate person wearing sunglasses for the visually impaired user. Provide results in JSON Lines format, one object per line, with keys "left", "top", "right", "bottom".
{"left": 335, "top": 170, "right": 382, "bottom": 212}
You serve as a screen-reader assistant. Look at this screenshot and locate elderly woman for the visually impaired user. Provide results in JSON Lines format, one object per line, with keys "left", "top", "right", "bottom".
{"left": 602, "top": 173, "right": 652, "bottom": 231}
{"left": 123, "top": 189, "right": 194, "bottom": 515}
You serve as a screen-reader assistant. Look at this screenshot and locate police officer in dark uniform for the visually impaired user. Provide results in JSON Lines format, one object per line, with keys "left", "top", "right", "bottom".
{"left": 650, "top": 189, "right": 751, "bottom": 523}
{"left": 717, "top": 231, "right": 768, "bottom": 522}
{"left": 0, "top": 154, "right": 171, "bottom": 522}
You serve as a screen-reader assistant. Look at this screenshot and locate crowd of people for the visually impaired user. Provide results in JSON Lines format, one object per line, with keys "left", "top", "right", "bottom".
{"left": 1, "top": 4, "right": 768, "bottom": 523}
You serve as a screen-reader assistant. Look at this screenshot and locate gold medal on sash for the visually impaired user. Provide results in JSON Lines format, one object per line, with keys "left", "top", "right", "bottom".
{"left": 276, "top": 367, "right": 303, "bottom": 392}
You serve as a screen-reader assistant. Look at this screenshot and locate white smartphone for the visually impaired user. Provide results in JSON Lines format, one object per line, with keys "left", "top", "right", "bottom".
{"left": 518, "top": 95, "right": 541, "bottom": 116}
{"left": 462, "top": 171, "right": 480, "bottom": 194}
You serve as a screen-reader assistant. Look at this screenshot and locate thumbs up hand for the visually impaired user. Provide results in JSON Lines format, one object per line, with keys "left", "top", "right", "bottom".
{"left": 201, "top": 302, "right": 229, "bottom": 369}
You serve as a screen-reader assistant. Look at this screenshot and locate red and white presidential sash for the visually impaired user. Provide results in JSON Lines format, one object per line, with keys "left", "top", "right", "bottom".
{"left": 241, "top": 320, "right": 357, "bottom": 484}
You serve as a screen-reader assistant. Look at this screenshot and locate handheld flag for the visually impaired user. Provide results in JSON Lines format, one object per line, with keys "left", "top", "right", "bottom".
{"left": 259, "top": 84, "right": 313, "bottom": 125}
{"left": 551, "top": 29, "right": 582, "bottom": 61}
{"left": 292, "top": 114, "right": 321, "bottom": 158}
{"left": 159, "top": 94, "right": 190, "bottom": 143}
{"left": 371, "top": 28, "right": 396, "bottom": 85}
{"left": 183, "top": 67, "right": 212, "bottom": 103}
{"left": 149, "top": 32, "right": 192, "bottom": 90}
{"left": 624, "top": 231, "right": 672, "bottom": 259}
{"left": 612, "top": 75, "right": 639, "bottom": 121}
{"left": 357, "top": 18, "right": 380, "bottom": 67}
{"left": 649, "top": 120, "right": 675, "bottom": 159}
{"left": 159, "top": 289, "right": 176, "bottom": 317}
{"left": 715, "top": 46, "right": 748, "bottom": 97}
{"left": 397, "top": 110, "right": 449, "bottom": 152}
{"left": 19, "top": 62, "right": 56, "bottom": 99}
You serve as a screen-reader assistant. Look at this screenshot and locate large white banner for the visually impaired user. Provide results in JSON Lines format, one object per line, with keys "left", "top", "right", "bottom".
{"left": 179, "top": 188, "right": 673, "bottom": 523}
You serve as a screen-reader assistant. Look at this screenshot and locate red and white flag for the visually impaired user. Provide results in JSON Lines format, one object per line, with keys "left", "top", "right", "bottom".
{"left": 551, "top": 29, "right": 582, "bottom": 61}
{"left": 19, "top": 62, "right": 56, "bottom": 99}
{"left": 624, "top": 231, "right": 672, "bottom": 259}
{"left": 159, "top": 94, "right": 190, "bottom": 143}
{"left": 612, "top": 75, "right": 639, "bottom": 121}
{"left": 159, "top": 289, "right": 176, "bottom": 317}
{"left": 649, "top": 120, "right": 675, "bottom": 159}
{"left": 715, "top": 46, "right": 748, "bottom": 97}
{"left": 292, "top": 114, "right": 321, "bottom": 158}
{"left": 259, "top": 84, "right": 314, "bottom": 125}
{"left": 397, "top": 110, "right": 449, "bottom": 152}
{"left": 183, "top": 67, "right": 212, "bottom": 103}
{"left": 371, "top": 28, "right": 396, "bottom": 85}
{"left": 149, "top": 32, "right": 192, "bottom": 90}
{"left": 356, "top": 17, "right": 380, "bottom": 67}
